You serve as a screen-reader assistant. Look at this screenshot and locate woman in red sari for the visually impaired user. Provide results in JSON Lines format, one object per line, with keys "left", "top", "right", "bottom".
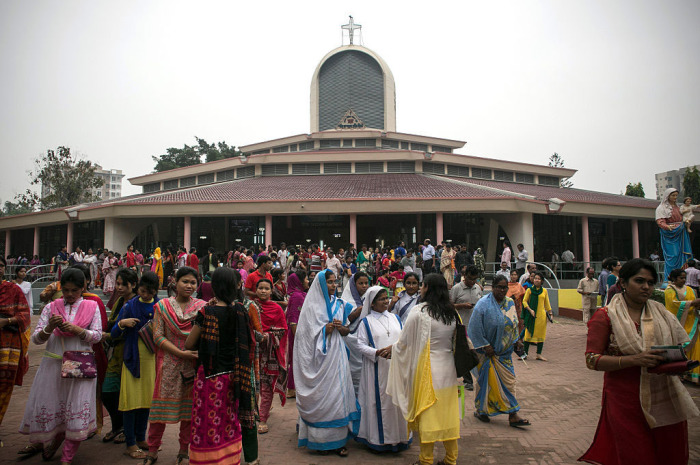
{"left": 248, "top": 279, "right": 287, "bottom": 435}
{"left": 580, "top": 259, "right": 699, "bottom": 465}
{"left": 0, "top": 256, "right": 31, "bottom": 439}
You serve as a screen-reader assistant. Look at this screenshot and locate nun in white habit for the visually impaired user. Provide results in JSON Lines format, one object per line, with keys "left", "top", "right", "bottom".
{"left": 340, "top": 271, "right": 371, "bottom": 394}
{"left": 294, "top": 269, "right": 359, "bottom": 456}
{"left": 355, "top": 286, "right": 412, "bottom": 451}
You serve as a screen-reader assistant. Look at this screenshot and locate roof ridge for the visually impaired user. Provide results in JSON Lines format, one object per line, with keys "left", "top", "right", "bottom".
{"left": 426, "top": 174, "right": 539, "bottom": 201}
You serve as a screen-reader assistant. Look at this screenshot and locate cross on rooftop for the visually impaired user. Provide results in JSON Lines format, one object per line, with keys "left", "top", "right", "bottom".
{"left": 341, "top": 15, "right": 361, "bottom": 45}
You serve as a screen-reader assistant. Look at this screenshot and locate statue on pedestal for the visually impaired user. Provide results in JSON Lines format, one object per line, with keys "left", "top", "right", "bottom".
{"left": 656, "top": 188, "right": 693, "bottom": 281}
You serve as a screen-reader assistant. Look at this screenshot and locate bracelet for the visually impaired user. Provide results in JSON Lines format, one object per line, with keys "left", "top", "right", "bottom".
{"left": 618, "top": 356, "right": 623, "bottom": 369}
{"left": 117, "top": 321, "right": 124, "bottom": 330}
{"left": 42, "top": 326, "right": 53, "bottom": 336}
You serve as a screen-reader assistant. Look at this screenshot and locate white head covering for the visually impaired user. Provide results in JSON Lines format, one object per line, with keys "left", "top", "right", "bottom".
{"left": 362, "top": 286, "right": 386, "bottom": 317}
{"left": 656, "top": 188, "right": 679, "bottom": 220}
{"left": 293, "top": 269, "right": 358, "bottom": 425}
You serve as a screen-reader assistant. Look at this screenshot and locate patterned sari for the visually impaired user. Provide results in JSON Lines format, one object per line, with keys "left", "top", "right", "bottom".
{"left": 191, "top": 304, "right": 253, "bottom": 465}
{"left": 0, "top": 281, "right": 31, "bottom": 426}
{"left": 467, "top": 294, "right": 520, "bottom": 417}
{"left": 151, "top": 296, "right": 206, "bottom": 423}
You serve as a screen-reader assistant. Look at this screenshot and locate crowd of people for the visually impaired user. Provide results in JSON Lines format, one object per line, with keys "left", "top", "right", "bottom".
{"left": 0, "top": 231, "right": 699, "bottom": 465}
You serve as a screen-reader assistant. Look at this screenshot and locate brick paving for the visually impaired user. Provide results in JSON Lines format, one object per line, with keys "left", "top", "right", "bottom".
{"left": 1, "top": 316, "right": 699, "bottom": 465}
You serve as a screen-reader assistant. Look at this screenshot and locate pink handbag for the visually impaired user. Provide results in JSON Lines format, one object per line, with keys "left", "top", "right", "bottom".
{"left": 60, "top": 338, "right": 97, "bottom": 379}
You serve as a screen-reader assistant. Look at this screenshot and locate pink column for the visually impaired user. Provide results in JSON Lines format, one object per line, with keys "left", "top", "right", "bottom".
{"left": 4, "top": 230, "right": 10, "bottom": 257}
{"left": 436, "top": 212, "right": 444, "bottom": 244}
{"left": 265, "top": 215, "right": 272, "bottom": 247}
{"left": 581, "top": 215, "right": 590, "bottom": 269}
{"left": 66, "top": 222, "right": 74, "bottom": 253}
{"left": 183, "top": 216, "right": 191, "bottom": 250}
{"left": 33, "top": 227, "right": 40, "bottom": 257}
{"left": 631, "top": 219, "right": 640, "bottom": 258}
{"left": 349, "top": 214, "right": 357, "bottom": 247}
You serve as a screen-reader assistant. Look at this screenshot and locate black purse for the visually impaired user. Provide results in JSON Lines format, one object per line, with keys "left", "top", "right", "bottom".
{"left": 454, "top": 314, "right": 479, "bottom": 378}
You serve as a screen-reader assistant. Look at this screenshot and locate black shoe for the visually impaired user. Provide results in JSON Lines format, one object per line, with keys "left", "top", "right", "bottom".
{"left": 464, "top": 382, "right": 474, "bottom": 391}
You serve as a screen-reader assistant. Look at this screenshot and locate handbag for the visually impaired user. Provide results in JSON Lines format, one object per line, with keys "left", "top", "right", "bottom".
{"left": 60, "top": 338, "right": 97, "bottom": 379}
{"left": 454, "top": 314, "right": 479, "bottom": 378}
{"left": 138, "top": 320, "right": 157, "bottom": 353}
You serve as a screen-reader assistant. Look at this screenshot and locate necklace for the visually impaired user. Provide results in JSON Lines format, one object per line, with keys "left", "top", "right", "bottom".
{"left": 376, "top": 314, "right": 391, "bottom": 337}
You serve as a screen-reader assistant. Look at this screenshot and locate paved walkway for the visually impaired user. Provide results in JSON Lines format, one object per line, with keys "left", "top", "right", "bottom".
{"left": 1, "top": 316, "right": 699, "bottom": 464}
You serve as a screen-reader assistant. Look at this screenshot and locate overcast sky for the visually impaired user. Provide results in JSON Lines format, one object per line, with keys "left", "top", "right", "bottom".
{"left": 1, "top": 0, "right": 698, "bottom": 203}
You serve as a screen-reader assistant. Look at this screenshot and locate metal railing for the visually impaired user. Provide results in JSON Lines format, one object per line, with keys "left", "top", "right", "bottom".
{"left": 484, "top": 261, "right": 561, "bottom": 289}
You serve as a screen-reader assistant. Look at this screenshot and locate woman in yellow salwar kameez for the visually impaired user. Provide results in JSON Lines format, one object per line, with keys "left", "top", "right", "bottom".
{"left": 386, "top": 273, "right": 459, "bottom": 465}
{"left": 150, "top": 247, "right": 163, "bottom": 288}
{"left": 664, "top": 268, "right": 700, "bottom": 384}
{"left": 522, "top": 272, "right": 552, "bottom": 361}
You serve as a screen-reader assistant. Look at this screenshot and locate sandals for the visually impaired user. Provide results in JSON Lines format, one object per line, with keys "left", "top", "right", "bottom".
{"left": 103, "top": 429, "right": 123, "bottom": 442}
{"left": 175, "top": 453, "right": 189, "bottom": 465}
{"left": 474, "top": 411, "right": 490, "bottom": 423}
{"left": 509, "top": 418, "right": 532, "bottom": 428}
{"left": 318, "top": 447, "right": 348, "bottom": 457}
{"left": 536, "top": 355, "right": 548, "bottom": 362}
{"left": 142, "top": 456, "right": 158, "bottom": 465}
{"left": 257, "top": 423, "right": 269, "bottom": 434}
{"left": 114, "top": 432, "right": 127, "bottom": 444}
{"left": 17, "top": 443, "right": 43, "bottom": 456}
{"left": 124, "top": 449, "right": 148, "bottom": 459}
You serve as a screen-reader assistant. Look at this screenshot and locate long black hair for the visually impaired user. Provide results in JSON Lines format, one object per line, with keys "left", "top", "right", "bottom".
{"left": 211, "top": 267, "right": 240, "bottom": 305}
{"left": 420, "top": 273, "right": 457, "bottom": 325}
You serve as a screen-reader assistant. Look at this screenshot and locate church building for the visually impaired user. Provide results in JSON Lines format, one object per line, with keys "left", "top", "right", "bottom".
{"left": 0, "top": 18, "right": 668, "bottom": 267}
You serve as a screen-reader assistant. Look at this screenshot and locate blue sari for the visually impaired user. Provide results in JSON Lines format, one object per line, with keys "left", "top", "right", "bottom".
{"left": 467, "top": 293, "right": 520, "bottom": 416}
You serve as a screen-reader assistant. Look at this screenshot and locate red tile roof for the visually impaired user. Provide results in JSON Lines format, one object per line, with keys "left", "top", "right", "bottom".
{"left": 116, "top": 174, "right": 519, "bottom": 204}
{"left": 448, "top": 178, "right": 658, "bottom": 209}
{"left": 75, "top": 173, "right": 656, "bottom": 211}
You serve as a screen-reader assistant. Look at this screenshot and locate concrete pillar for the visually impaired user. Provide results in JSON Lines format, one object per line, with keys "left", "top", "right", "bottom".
{"left": 581, "top": 215, "right": 590, "bottom": 269}
{"left": 349, "top": 214, "right": 357, "bottom": 247}
{"left": 66, "top": 222, "right": 74, "bottom": 253}
{"left": 490, "top": 212, "right": 534, "bottom": 264}
{"left": 436, "top": 212, "right": 444, "bottom": 244}
{"left": 33, "top": 227, "right": 40, "bottom": 257}
{"left": 265, "top": 215, "right": 272, "bottom": 247}
{"left": 631, "top": 219, "right": 640, "bottom": 258}
{"left": 183, "top": 216, "right": 191, "bottom": 250}
{"left": 4, "top": 230, "right": 10, "bottom": 258}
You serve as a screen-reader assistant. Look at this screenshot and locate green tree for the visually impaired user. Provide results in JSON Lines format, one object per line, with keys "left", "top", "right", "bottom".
{"left": 624, "top": 182, "right": 645, "bottom": 198}
{"left": 547, "top": 152, "right": 573, "bottom": 188}
{"left": 682, "top": 166, "right": 700, "bottom": 202}
{"left": 1, "top": 199, "right": 34, "bottom": 216}
{"left": 15, "top": 147, "right": 104, "bottom": 211}
{"left": 152, "top": 137, "right": 242, "bottom": 172}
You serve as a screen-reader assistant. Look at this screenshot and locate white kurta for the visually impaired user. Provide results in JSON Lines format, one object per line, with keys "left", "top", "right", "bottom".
{"left": 19, "top": 298, "right": 102, "bottom": 442}
{"left": 356, "top": 311, "right": 411, "bottom": 450}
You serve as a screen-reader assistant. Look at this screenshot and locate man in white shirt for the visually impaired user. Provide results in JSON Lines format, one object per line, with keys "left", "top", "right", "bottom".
{"left": 495, "top": 261, "right": 510, "bottom": 279}
{"left": 515, "top": 244, "right": 528, "bottom": 277}
{"left": 422, "top": 239, "right": 436, "bottom": 275}
{"left": 325, "top": 249, "right": 343, "bottom": 280}
{"left": 519, "top": 264, "right": 536, "bottom": 286}
{"left": 561, "top": 248, "right": 576, "bottom": 278}
{"left": 685, "top": 259, "right": 700, "bottom": 294}
{"left": 450, "top": 265, "right": 483, "bottom": 390}
{"left": 278, "top": 242, "right": 288, "bottom": 270}
{"left": 577, "top": 267, "right": 599, "bottom": 323}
